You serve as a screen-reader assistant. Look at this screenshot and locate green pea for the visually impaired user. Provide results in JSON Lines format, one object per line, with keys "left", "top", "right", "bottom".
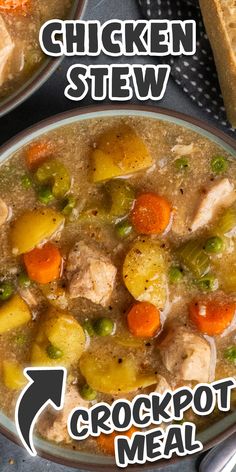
{"left": 18, "top": 271, "right": 31, "bottom": 288}
{"left": 93, "top": 317, "right": 115, "bottom": 337}
{"left": 0, "top": 281, "right": 14, "bottom": 301}
{"left": 224, "top": 346, "right": 236, "bottom": 363}
{"left": 169, "top": 266, "right": 184, "bottom": 284}
{"left": 83, "top": 319, "right": 95, "bottom": 337}
{"left": 204, "top": 236, "right": 224, "bottom": 254}
{"left": 62, "top": 195, "right": 76, "bottom": 216}
{"left": 211, "top": 155, "right": 228, "bottom": 174}
{"left": 175, "top": 157, "right": 189, "bottom": 171}
{"left": 79, "top": 384, "right": 97, "bottom": 401}
{"left": 15, "top": 333, "right": 27, "bottom": 346}
{"left": 116, "top": 221, "right": 133, "bottom": 239}
{"left": 38, "top": 186, "right": 54, "bottom": 205}
{"left": 21, "top": 174, "right": 32, "bottom": 189}
{"left": 46, "top": 344, "right": 63, "bottom": 360}
{"left": 195, "top": 274, "right": 218, "bottom": 292}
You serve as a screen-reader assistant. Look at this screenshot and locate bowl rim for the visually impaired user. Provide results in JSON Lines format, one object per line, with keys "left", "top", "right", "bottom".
{"left": 1, "top": 104, "right": 236, "bottom": 156}
{"left": 0, "top": 104, "right": 236, "bottom": 471}
{"left": 0, "top": 0, "right": 87, "bottom": 118}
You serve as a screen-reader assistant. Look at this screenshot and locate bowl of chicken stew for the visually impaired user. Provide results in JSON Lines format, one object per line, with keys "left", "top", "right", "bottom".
{"left": 0, "top": 0, "right": 86, "bottom": 117}
{"left": 0, "top": 106, "right": 236, "bottom": 469}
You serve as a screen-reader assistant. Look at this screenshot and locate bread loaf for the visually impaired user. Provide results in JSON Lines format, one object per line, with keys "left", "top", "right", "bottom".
{"left": 199, "top": 0, "right": 236, "bottom": 127}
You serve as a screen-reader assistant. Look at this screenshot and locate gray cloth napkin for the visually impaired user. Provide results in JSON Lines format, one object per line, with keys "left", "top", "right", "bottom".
{"left": 137, "top": 0, "right": 236, "bottom": 136}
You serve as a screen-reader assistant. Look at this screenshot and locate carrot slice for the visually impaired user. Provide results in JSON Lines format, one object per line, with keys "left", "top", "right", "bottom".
{"left": 189, "top": 300, "right": 236, "bottom": 336}
{"left": 0, "top": 0, "right": 29, "bottom": 11}
{"left": 25, "top": 142, "right": 53, "bottom": 170}
{"left": 23, "top": 243, "right": 62, "bottom": 285}
{"left": 97, "top": 427, "right": 137, "bottom": 455}
{"left": 127, "top": 301, "right": 161, "bottom": 338}
{"left": 131, "top": 193, "right": 171, "bottom": 235}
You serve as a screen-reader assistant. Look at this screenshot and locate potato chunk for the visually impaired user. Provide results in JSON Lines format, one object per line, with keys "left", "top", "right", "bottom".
{"left": 31, "top": 307, "right": 85, "bottom": 368}
{"left": 0, "top": 294, "right": 31, "bottom": 334}
{"left": 10, "top": 208, "right": 64, "bottom": 255}
{"left": 91, "top": 126, "right": 153, "bottom": 182}
{"left": 123, "top": 239, "right": 167, "bottom": 309}
{"left": 213, "top": 249, "right": 236, "bottom": 293}
{"left": 2, "top": 360, "right": 26, "bottom": 390}
{"left": 79, "top": 353, "right": 156, "bottom": 394}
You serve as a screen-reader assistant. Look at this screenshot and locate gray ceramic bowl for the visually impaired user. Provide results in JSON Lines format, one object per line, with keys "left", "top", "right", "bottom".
{"left": 0, "top": 105, "right": 236, "bottom": 470}
{"left": 0, "top": 0, "right": 87, "bottom": 118}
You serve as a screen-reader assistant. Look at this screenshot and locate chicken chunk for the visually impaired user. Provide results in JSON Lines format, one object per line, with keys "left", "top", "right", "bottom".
{"left": 154, "top": 375, "right": 171, "bottom": 395}
{"left": 66, "top": 242, "right": 117, "bottom": 306}
{"left": 0, "top": 16, "right": 14, "bottom": 86}
{"left": 159, "top": 326, "right": 211, "bottom": 383}
{"left": 37, "top": 385, "right": 89, "bottom": 444}
{"left": 191, "top": 178, "right": 236, "bottom": 232}
{"left": 171, "top": 143, "right": 195, "bottom": 156}
{"left": 0, "top": 198, "right": 10, "bottom": 226}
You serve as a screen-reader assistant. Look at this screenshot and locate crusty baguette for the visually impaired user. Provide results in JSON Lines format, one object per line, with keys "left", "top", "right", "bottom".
{"left": 199, "top": 0, "right": 236, "bottom": 127}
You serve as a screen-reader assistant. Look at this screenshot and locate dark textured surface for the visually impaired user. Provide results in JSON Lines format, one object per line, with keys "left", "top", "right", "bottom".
{"left": 0, "top": 0, "right": 235, "bottom": 471}
{"left": 0, "top": 433, "right": 199, "bottom": 472}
